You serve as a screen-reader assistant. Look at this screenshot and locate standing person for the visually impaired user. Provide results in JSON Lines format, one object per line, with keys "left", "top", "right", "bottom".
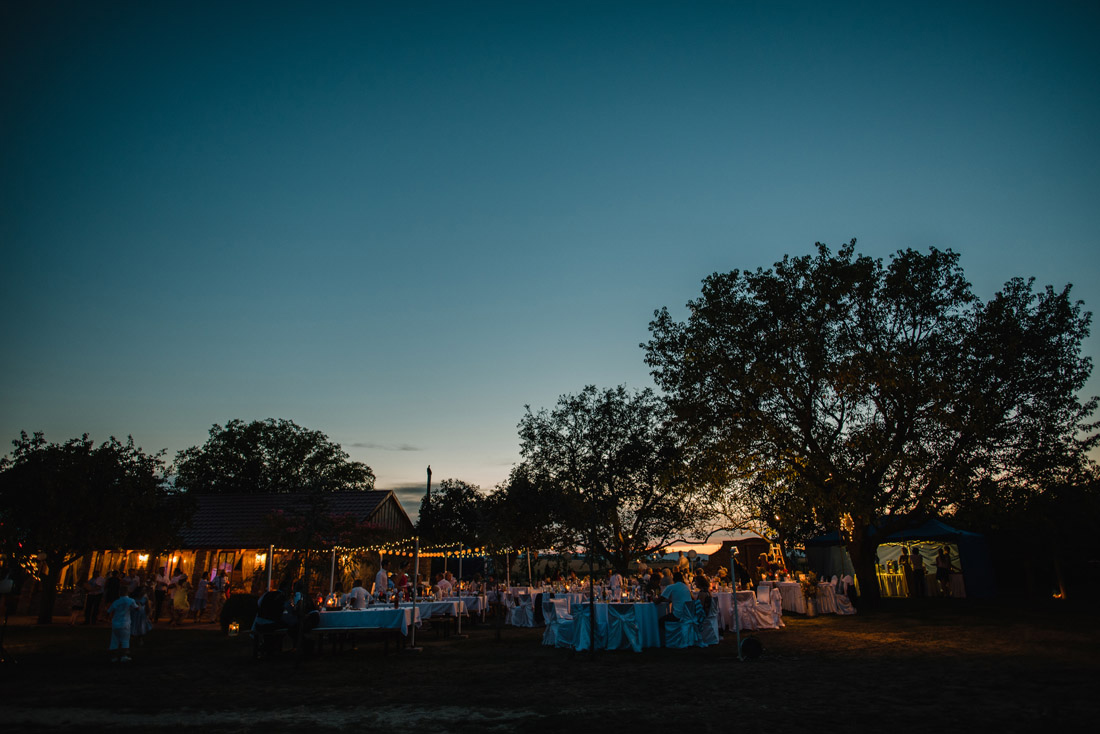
{"left": 106, "top": 590, "right": 139, "bottom": 663}
{"left": 130, "top": 586, "right": 153, "bottom": 645}
{"left": 103, "top": 570, "right": 121, "bottom": 621}
{"left": 395, "top": 564, "right": 410, "bottom": 600}
{"left": 935, "top": 547, "right": 957, "bottom": 597}
{"left": 207, "top": 570, "right": 227, "bottom": 622}
{"left": 153, "top": 573, "right": 168, "bottom": 623}
{"left": 84, "top": 572, "right": 105, "bottom": 625}
{"left": 909, "top": 548, "right": 925, "bottom": 598}
{"left": 372, "top": 559, "right": 390, "bottom": 598}
{"left": 190, "top": 574, "right": 209, "bottom": 622}
{"left": 69, "top": 581, "right": 87, "bottom": 626}
{"left": 169, "top": 574, "right": 191, "bottom": 625}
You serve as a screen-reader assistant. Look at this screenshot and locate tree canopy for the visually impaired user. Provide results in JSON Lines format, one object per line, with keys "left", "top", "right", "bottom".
{"left": 173, "top": 418, "right": 375, "bottom": 494}
{"left": 517, "top": 385, "right": 711, "bottom": 573}
{"left": 645, "top": 241, "right": 1098, "bottom": 602}
{"left": 417, "top": 478, "right": 488, "bottom": 548}
{"left": 0, "top": 432, "right": 189, "bottom": 622}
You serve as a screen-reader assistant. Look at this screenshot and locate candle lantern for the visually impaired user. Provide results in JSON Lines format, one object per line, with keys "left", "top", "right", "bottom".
{"left": 228, "top": 621, "right": 240, "bottom": 637}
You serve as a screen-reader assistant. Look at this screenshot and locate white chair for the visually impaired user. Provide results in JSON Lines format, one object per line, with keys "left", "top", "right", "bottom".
{"left": 735, "top": 590, "right": 759, "bottom": 631}
{"left": 507, "top": 595, "right": 536, "bottom": 627}
{"left": 835, "top": 575, "right": 857, "bottom": 615}
{"left": 753, "top": 588, "right": 784, "bottom": 629}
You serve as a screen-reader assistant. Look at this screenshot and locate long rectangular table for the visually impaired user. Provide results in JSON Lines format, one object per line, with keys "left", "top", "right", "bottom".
{"left": 318, "top": 607, "right": 421, "bottom": 635}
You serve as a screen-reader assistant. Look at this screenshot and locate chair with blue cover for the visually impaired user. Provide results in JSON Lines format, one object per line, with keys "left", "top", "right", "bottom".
{"left": 605, "top": 603, "right": 642, "bottom": 652}
{"left": 662, "top": 599, "right": 702, "bottom": 648}
{"left": 542, "top": 597, "right": 574, "bottom": 647}
{"left": 571, "top": 604, "right": 606, "bottom": 652}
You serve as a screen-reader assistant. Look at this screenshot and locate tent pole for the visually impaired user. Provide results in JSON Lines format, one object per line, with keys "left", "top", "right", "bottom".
{"left": 328, "top": 548, "right": 336, "bottom": 603}
{"left": 407, "top": 537, "right": 421, "bottom": 652}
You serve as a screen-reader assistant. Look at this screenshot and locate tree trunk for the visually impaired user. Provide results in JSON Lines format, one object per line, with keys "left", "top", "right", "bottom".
{"left": 37, "top": 553, "right": 64, "bottom": 624}
{"left": 847, "top": 526, "right": 881, "bottom": 610}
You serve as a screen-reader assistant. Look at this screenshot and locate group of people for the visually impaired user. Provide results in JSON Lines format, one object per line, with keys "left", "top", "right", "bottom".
{"left": 68, "top": 567, "right": 231, "bottom": 663}
{"left": 897, "top": 546, "right": 960, "bottom": 597}
{"left": 71, "top": 567, "right": 229, "bottom": 628}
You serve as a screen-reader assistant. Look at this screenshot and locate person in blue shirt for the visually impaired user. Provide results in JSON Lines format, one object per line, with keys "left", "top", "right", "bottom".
{"left": 659, "top": 572, "right": 693, "bottom": 621}
{"left": 106, "top": 590, "right": 139, "bottom": 663}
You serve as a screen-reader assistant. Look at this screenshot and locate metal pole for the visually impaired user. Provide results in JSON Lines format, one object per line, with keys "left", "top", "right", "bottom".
{"left": 731, "top": 544, "right": 743, "bottom": 661}
{"left": 408, "top": 537, "right": 421, "bottom": 651}
{"left": 588, "top": 531, "right": 596, "bottom": 654}
{"left": 328, "top": 548, "right": 336, "bottom": 603}
{"left": 266, "top": 544, "right": 274, "bottom": 591}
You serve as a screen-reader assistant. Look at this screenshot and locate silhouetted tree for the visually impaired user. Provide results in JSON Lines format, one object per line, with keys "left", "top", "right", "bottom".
{"left": 174, "top": 418, "right": 374, "bottom": 494}
{"left": 646, "top": 241, "right": 1097, "bottom": 605}
{"left": 0, "top": 432, "right": 189, "bottom": 623}
{"left": 518, "top": 385, "right": 712, "bottom": 573}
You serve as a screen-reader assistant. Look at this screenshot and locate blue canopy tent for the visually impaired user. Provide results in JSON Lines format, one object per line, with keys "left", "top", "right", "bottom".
{"left": 806, "top": 519, "right": 995, "bottom": 599}
{"left": 880, "top": 519, "right": 996, "bottom": 599}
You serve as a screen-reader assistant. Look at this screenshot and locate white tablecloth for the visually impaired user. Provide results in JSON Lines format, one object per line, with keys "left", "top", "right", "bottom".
{"left": 453, "top": 595, "right": 485, "bottom": 613}
{"left": 402, "top": 600, "right": 466, "bottom": 619}
{"left": 317, "top": 607, "right": 420, "bottom": 636}
{"left": 815, "top": 583, "right": 838, "bottom": 614}
{"left": 715, "top": 591, "right": 757, "bottom": 630}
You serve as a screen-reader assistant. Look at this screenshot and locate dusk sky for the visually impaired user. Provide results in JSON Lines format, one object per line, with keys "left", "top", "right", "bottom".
{"left": 3, "top": 1, "right": 1098, "bottom": 517}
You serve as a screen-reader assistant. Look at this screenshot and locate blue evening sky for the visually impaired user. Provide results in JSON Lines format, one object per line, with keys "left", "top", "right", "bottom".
{"left": 3, "top": 1, "right": 1098, "bottom": 515}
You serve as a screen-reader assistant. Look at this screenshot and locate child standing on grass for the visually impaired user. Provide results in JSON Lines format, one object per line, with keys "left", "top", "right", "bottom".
{"left": 106, "top": 589, "right": 139, "bottom": 663}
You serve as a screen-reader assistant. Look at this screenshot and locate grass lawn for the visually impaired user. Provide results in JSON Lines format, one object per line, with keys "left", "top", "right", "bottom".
{"left": 1, "top": 598, "right": 1096, "bottom": 733}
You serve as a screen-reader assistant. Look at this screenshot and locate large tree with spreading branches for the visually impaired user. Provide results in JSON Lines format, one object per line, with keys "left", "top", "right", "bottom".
{"left": 645, "top": 241, "right": 1097, "bottom": 604}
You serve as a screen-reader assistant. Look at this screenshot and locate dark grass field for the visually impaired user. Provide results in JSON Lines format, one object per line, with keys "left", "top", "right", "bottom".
{"left": 1, "top": 599, "right": 1097, "bottom": 733}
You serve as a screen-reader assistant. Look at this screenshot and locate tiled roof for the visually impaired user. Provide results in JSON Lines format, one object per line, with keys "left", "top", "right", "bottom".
{"left": 178, "top": 491, "right": 405, "bottom": 549}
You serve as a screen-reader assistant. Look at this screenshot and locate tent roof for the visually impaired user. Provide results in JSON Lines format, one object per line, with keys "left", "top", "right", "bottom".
{"left": 807, "top": 518, "right": 983, "bottom": 546}
{"left": 885, "top": 518, "right": 983, "bottom": 542}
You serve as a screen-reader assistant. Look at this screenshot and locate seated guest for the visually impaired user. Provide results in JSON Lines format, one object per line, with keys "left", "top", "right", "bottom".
{"left": 694, "top": 574, "right": 713, "bottom": 617}
{"left": 658, "top": 572, "right": 693, "bottom": 621}
{"left": 436, "top": 572, "right": 453, "bottom": 597}
{"left": 254, "top": 583, "right": 288, "bottom": 631}
{"left": 346, "top": 579, "right": 369, "bottom": 609}
{"left": 645, "top": 571, "right": 663, "bottom": 599}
